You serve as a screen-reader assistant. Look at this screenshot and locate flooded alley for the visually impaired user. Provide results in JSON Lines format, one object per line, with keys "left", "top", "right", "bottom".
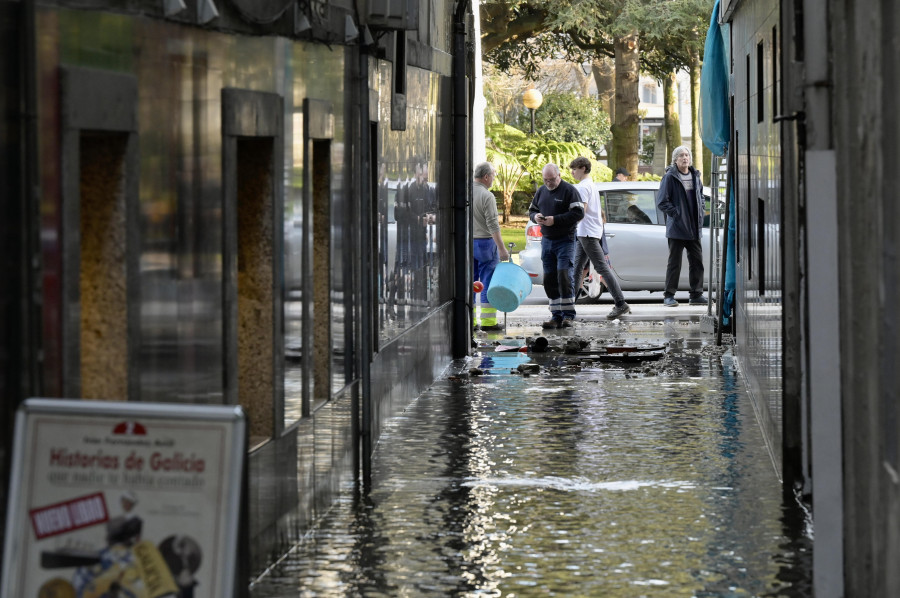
{"left": 250, "top": 320, "right": 812, "bottom": 597}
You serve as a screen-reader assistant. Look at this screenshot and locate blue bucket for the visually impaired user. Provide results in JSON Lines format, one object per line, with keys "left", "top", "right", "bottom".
{"left": 487, "top": 262, "right": 533, "bottom": 312}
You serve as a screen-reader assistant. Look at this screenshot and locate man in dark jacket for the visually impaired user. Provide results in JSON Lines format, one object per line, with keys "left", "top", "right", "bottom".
{"left": 656, "top": 146, "right": 707, "bottom": 307}
{"left": 528, "top": 163, "right": 585, "bottom": 328}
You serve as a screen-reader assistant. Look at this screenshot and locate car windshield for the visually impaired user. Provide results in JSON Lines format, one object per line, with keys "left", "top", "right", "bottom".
{"left": 604, "top": 190, "right": 659, "bottom": 225}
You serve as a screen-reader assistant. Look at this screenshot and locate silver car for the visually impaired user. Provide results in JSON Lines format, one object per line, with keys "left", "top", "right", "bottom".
{"left": 518, "top": 181, "right": 712, "bottom": 301}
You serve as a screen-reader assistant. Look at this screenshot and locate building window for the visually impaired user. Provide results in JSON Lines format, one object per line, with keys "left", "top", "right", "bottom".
{"left": 757, "top": 197, "right": 765, "bottom": 295}
{"left": 772, "top": 26, "right": 778, "bottom": 117}
{"left": 757, "top": 40, "right": 764, "bottom": 123}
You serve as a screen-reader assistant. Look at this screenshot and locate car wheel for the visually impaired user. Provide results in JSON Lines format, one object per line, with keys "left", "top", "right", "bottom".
{"left": 577, "top": 273, "right": 606, "bottom": 304}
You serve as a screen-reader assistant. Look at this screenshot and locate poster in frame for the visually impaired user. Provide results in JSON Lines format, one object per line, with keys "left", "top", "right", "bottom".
{"left": 2, "top": 398, "right": 246, "bottom": 598}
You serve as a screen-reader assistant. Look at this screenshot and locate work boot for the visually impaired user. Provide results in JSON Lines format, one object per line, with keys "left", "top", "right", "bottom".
{"left": 689, "top": 295, "right": 709, "bottom": 305}
{"left": 663, "top": 297, "right": 679, "bottom": 307}
{"left": 542, "top": 318, "right": 561, "bottom": 329}
{"left": 480, "top": 323, "right": 504, "bottom": 331}
{"left": 560, "top": 318, "right": 574, "bottom": 328}
{"left": 606, "top": 303, "right": 631, "bottom": 320}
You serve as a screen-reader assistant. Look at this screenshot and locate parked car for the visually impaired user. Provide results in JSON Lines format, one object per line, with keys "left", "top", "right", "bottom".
{"left": 518, "top": 181, "right": 714, "bottom": 301}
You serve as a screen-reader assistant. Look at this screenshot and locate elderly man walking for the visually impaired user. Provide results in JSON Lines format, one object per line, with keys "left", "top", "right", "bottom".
{"left": 528, "top": 163, "right": 584, "bottom": 329}
{"left": 656, "top": 146, "right": 708, "bottom": 306}
{"left": 472, "top": 162, "right": 509, "bottom": 330}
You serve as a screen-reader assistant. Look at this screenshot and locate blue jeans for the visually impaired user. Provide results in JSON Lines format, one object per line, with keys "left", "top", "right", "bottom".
{"left": 541, "top": 236, "right": 577, "bottom": 320}
{"left": 473, "top": 238, "right": 499, "bottom": 303}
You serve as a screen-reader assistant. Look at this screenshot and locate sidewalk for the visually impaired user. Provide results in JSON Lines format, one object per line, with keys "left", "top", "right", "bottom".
{"left": 485, "top": 301, "right": 719, "bottom": 340}
{"left": 504, "top": 253, "right": 719, "bottom": 325}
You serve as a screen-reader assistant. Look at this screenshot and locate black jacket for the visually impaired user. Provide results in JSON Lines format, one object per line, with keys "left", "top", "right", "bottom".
{"left": 656, "top": 166, "right": 704, "bottom": 241}
{"left": 528, "top": 181, "right": 584, "bottom": 240}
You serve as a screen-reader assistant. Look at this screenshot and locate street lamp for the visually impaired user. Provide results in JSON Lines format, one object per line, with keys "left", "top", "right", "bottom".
{"left": 522, "top": 88, "right": 543, "bottom": 135}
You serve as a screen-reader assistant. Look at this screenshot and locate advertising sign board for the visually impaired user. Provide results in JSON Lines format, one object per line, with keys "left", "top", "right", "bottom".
{"left": 2, "top": 398, "right": 246, "bottom": 598}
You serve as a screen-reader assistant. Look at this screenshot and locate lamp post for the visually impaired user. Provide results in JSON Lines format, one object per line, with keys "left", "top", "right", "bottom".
{"left": 522, "top": 88, "right": 543, "bottom": 135}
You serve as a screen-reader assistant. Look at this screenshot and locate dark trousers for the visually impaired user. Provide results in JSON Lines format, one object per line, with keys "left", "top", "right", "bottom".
{"left": 664, "top": 238, "right": 704, "bottom": 298}
{"left": 541, "top": 237, "right": 576, "bottom": 320}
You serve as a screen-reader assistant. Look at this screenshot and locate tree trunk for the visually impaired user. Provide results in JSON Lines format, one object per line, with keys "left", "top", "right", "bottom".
{"left": 703, "top": 144, "right": 712, "bottom": 188}
{"left": 689, "top": 50, "right": 704, "bottom": 181}
{"left": 592, "top": 55, "right": 615, "bottom": 163}
{"left": 573, "top": 65, "right": 592, "bottom": 98}
{"left": 592, "top": 55, "right": 615, "bottom": 117}
{"left": 501, "top": 190, "right": 512, "bottom": 224}
{"left": 610, "top": 33, "right": 640, "bottom": 175}
{"left": 663, "top": 71, "right": 681, "bottom": 164}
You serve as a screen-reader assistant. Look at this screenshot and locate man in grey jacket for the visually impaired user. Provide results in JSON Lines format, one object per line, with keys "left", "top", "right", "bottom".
{"left": 473, "top": 162, "right": 509, "bottom": 330}
{"left": 656, "top": 146, "right": 708, "bottom": 306}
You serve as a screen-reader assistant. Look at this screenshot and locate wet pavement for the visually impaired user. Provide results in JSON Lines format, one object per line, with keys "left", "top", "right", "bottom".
{"left": 250, "top": 316, "right": 811, "bottom": 597}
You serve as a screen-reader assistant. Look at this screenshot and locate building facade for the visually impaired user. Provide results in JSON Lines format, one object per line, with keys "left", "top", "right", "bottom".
{"left": 721, "top": 0, "right": 900, "bottom": 594}
{"left": 0, "top": 0, "right": 474, "bottom": 581}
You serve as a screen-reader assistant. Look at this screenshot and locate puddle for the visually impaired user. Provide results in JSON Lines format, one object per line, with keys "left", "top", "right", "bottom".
{"left": 251, "top": 331, "right": 811, "bottom": 597}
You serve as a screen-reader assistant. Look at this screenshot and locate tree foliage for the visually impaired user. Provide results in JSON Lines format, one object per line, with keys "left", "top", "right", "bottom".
{"left": 481, "top": 63, "right": 531, "bottom": 125}
{"left": 481, "top": 0, "right": 714, "bottom": 172}
{"left": 517, "top": 93, "right": 612, "bottom": 158}
{"left": 485, "top": 123, "right": 599, "bottom": 221}
{"left": 485, "top": 125, "right": 530, "bottom": 222}
{"left": 633, "top": 0, "right": 711, "bottom": 79}
{"left": 481, "top": 0, "right": 711, "bottom": 78}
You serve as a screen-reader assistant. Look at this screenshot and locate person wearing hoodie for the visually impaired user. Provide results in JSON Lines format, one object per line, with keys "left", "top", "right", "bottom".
{"left": 655, "top": 146, "right": 708, "bottom": 307}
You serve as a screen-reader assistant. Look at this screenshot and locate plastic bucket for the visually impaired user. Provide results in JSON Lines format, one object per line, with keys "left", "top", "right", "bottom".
{"left": 487, "top": 262, "right": 533, "bottom": 312}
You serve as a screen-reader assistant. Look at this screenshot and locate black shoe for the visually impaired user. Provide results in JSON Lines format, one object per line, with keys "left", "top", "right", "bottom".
{"left": 606, "top": 303, "right": 631, "bottom": 319}
{"left": 560, "top": 318, "right": 574, "bottom": 328}
{"left": 480, "top": 323, "right": 504, "bottom": 331}
{"left": 689, "top": 295, "right": 709, "bottom": 305}
{"left": 542, "top": 319, "right": 561, "bottom": 329}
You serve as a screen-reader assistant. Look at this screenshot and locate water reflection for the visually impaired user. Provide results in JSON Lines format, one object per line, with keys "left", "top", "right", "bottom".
{"left": 251, "top": 336, "right": 811, "bottom": 597}
{"left": 377, "top": 161, "right": 440, "bottom": 342}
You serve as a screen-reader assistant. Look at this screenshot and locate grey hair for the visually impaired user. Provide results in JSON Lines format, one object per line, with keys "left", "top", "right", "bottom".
{"left": 474, "top": 161, "right": 495, "bottom": 179}
{"left": 670, "top": 145, "right": 692, "bottom": 167}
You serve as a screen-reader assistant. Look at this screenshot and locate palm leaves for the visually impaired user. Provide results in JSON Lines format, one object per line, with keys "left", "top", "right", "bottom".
{"left": 485, "top": 123, "right": 596, "bottom": 222}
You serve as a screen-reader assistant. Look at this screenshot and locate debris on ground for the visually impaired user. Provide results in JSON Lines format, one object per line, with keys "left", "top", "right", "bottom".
{"left": 516, "top": 363, "right": 540, "bottom": 375}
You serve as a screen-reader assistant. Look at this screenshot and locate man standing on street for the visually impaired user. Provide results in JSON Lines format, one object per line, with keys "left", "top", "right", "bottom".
{"left": 472, "top": 162, "right": 509, "bottom": 330}
{"left": 656, "top": 146, "right": 708, "bottom": 306}
{"left": 528, "top": 163, "right": 584, "bottom": 329}
{"left": 569, "top": 157, "right": 631, "bottom": 319}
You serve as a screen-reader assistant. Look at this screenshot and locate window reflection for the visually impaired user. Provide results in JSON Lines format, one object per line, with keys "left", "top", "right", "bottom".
{"left": 604, "top": 191, "right": 660, "bottom": 225}
{"left": 377, "top": 160, "right": 440, "bottom": 341}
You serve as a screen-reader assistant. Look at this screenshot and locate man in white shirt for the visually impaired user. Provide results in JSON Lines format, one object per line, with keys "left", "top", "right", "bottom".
{"left": 569, "top": 157, "right": 631, "bottom": 319}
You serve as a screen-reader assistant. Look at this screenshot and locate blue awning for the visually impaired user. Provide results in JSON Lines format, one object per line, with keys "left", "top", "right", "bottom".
{"left": 700, "top": 0, "right": 729, "bottom": 157}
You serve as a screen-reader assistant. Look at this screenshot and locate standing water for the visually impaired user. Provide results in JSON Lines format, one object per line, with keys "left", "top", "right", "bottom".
{"left": 251, "top": 329, "right": 811, "bottom": 597}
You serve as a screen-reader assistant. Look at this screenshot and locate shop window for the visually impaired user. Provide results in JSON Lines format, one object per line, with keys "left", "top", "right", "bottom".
{"left": 237, "top": 138, "right": 276, "bottom": 444}
{"left": 80, "top": 132, "right": 129, "bottom": 400}
{"left": 311, "top": 139, "right": 332, "bottom": 412}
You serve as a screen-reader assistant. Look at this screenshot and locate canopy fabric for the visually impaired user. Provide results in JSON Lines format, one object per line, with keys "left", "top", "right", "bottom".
{"left": 722, "top": 180, "right": 736, "bottom": 326}
{"left": 700, "top": 0, "right": 730, "bottom": 157}
{"left": 700, "top": 0, "right": 735, "bottom": 325}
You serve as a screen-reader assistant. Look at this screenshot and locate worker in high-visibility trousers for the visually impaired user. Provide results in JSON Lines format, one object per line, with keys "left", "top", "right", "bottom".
{"left": 473, "top": 162, "right": 509, "bottom": 331}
